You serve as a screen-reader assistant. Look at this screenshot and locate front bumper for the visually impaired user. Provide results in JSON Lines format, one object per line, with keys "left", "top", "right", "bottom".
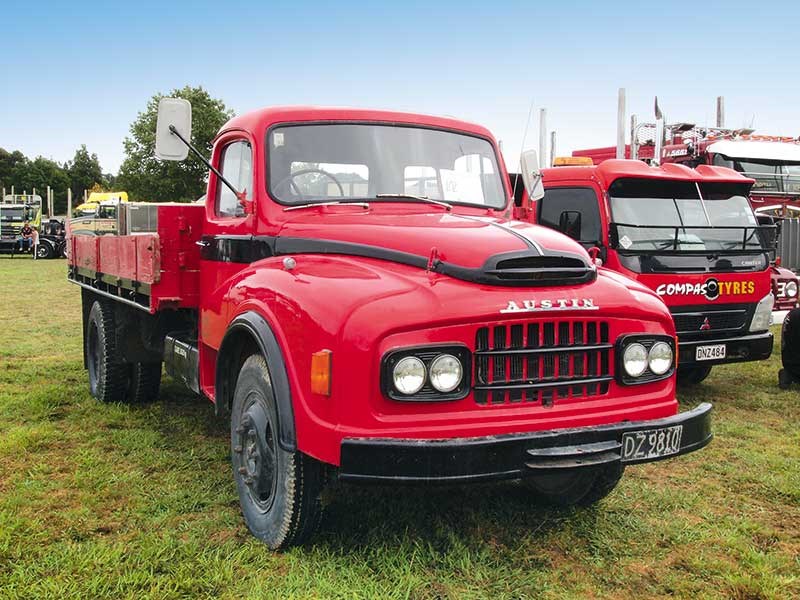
{"left": 338, "top": 403, "right": 712, "bottom": 483}
{"left": 677, "top": 332, "right": 773, "bottom": 366}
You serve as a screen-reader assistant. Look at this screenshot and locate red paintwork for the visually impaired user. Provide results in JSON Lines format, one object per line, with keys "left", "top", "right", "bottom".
{"left": 513, "top": 160, "right": 771, "bottom": 318}
{"left": 771, "top": 264, "right": 799, "bottom": 311}
{"left": 69, "top": 204, "right": 203, "bottom": 312}
{"left": 70, "top": 106, "right": 680, "bottom": 468}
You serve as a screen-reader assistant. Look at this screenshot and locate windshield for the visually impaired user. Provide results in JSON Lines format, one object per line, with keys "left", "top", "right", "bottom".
{"left": 712, "top": 154, "right": 800, "bottom": 194}
{"left": 609, "top": 179, "right": 765, "bottom": 252}
{"left": 268, "top": 124, "right": 506, "bottom": 208}
{"left": 0, "top": 207, "right": 34, "bottom": 222}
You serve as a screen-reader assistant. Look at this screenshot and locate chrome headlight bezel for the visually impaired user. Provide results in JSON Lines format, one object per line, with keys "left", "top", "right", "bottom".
{"left": 382, "top": 345, "right": 471, "bottom": 401}
{"left": 616, "top": 335, "right": 676, "bottom": 385}
{"left": 749, "top": 293, "right": 774, "bottom": 333}
{"left": 784, "top": 280, "right": 798, "bottom": 298}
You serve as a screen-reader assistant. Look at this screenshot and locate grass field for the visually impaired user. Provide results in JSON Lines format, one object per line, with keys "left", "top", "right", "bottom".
{"left": 0, "top": 257, "right": 797, "bottom": 599}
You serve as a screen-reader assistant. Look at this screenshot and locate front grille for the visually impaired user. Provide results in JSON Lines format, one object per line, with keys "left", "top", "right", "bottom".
{"left": 671, "top": 304, "right": 751, "bottom": 338}
{"left": 473, "top": 321, "right": 612, "bottom": 406}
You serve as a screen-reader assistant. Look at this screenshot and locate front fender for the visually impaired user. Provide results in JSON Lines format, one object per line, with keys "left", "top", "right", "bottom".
{"left": 217, "top": 311, "right": 297, "bottom": 452}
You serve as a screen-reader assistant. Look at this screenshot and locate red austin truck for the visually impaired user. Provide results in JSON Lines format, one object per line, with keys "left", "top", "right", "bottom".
{"left": 512, "top": 159, "right": 774, "bottom": 385}
{"left": 68, "top": 100, "right": 712, "bottom": 548}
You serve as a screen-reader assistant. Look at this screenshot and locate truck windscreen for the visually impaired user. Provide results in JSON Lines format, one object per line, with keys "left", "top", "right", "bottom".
{"left": 0, "top": 207, "right": 27, "bottom": 222}
{"left": 267, "top": 124, "right": 506, "bottom": 208}
{"left": 609, "top": 179, "right": 767, "bottom": 253}
{"left": 712, "top": 155, "right": 800, "bottom": 194}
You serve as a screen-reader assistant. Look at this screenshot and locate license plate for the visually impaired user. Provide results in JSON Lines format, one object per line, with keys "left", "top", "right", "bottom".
{"left": 621, "top": 425, "right": 683, "bottom": 462}
{"left": 696, "top": 344, "right": 726, "bottom": 361}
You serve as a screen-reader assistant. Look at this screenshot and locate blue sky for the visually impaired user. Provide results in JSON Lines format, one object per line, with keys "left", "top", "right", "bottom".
{"left": 3, "top": 1, "right": 799, "bottom": 174}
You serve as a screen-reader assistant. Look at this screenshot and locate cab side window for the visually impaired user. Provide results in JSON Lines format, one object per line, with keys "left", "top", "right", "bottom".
{"left": 538, "top": 187, "right": 602, "bottom": 246}
{"left": 216, "top": 141, "right": 252, "bottom": 217}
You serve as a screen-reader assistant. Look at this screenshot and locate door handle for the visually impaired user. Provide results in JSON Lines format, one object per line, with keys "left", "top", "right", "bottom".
{"left": 196, "top": 240, "right": 210, "bottom": 248}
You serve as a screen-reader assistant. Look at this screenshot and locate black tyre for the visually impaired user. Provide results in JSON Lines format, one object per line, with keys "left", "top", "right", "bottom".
{"left": 127, "top": 362, "right": 162, "bottom": 403}
{"left": 677, "top": 365, "right": 713, "bottom": 386}
{"left": 86, "top": 300, "right": 129, "bottom": 403}
{"left": 778, "top": 368, "right": 793, "bottom": 390}
{"left": 36, "top": 242, "right": 54, "bottom": 259}
{"left": 231, "top": 354, "right": 325, "bottom": 549}
{"left": 521, "top": 462, "right": 624, "bottom": 507}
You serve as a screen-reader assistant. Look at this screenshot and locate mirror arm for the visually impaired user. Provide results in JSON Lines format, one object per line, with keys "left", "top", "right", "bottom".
{"left": 168, "top": 125, "right": 245, "bottom": 202}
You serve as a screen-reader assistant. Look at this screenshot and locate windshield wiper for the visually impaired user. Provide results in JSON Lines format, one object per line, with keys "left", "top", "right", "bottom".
{"left": 374, "top": 194, "right": 452, "bottom": 211}
{"left": 283, "top": 200, "right": 371, "bottom": 212}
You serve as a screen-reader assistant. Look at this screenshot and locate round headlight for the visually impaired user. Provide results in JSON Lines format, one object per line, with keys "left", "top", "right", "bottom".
{"left": 623, "top": 343, "right": 648, "bottom": 378}
{"left": 648, "top": 341, "right": 673, "bottom": 376}
{"left": 392, "top": 356, "right": 426, "bottom": 395}
{"left": 429, "top": 354, "right": 463, "bottom": 393}
{"left": 786, "top": 281, "right": 798, "bottom": 298}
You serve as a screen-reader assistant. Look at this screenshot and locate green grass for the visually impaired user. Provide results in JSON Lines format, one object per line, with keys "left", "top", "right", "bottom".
{"left": 0, "top": 257, "right": 798, "bottom": 599}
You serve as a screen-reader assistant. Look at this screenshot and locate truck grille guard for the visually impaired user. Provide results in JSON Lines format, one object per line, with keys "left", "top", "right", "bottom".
{"left": 473, "top": 320, "right": 612, "bottom": 406}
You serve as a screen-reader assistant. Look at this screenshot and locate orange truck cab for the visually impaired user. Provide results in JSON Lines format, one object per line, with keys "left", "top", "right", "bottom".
{"left": 512, "top": 158, "right": 774, "bottom": 385}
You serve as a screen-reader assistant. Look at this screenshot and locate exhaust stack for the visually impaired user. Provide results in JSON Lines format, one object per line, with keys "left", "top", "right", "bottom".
{"left": 539, "top": 108, "right": 547, "bottom": 170}
{"left": 653, "top": 97, "right": 664, "bottom": 166}
{"left": 616, "top": 88, "right": 626, "bottom": 159}
{"left": 716, "top": 96, "right": 725, "bottom": 128}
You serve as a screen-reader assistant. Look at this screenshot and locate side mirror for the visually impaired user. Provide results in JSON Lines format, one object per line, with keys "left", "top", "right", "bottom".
{"left": 520, "top": 150, "right": 545, "bottom": 201}
{"left": 155, "top": 98, "right": 192, "bottom": 161}
{"left": 558, "top": 210, "right": 582, "bottom": 240}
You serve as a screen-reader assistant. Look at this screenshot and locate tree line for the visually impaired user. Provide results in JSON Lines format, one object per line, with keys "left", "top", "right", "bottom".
{"left": 0, "top": 145, "right": 109, "bottom": 215}
{"left": 1, "top": 85, "right": 233, "bottom": 215}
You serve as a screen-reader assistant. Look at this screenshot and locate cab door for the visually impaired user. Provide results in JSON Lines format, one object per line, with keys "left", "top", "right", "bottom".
{"left": 198, "top": 133, "right": 257, "bottom": 357}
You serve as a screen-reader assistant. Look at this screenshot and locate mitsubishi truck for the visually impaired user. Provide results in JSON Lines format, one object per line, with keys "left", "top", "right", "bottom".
{"left": 67, "top": 99, "right": 712, "bottom": 548}
{"left": 573, "top": 110, "right": 800, "bottom": 312}
{"left": 511, "top": 158, "right": 774, "bottom": 385}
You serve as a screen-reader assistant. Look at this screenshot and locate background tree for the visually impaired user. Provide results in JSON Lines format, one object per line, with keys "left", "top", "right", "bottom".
{"left": 66, "top": 145, "right": 103, "bottom": 200}
{"left": 0, "top": 148, "right": 27, "bottom": 192}
{"left": 117, "top": 85, "right": 234, "bottom": 202}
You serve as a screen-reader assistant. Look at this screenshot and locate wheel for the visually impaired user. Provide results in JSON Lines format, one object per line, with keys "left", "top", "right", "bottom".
{"left": 86, "top": 300, "right": 129, "bottom": 403}
{"left": 521, "top": 462, "right": 624, "bottom": 507}
{"left": 36, "top": 242, "right": 54, "bottom": 259}
{"left": 677, "top": 365, "right": 713, "bottom": 386}
{"left": 127, "top": 362, "right": 162, "bottom": 403}
{"left": 231, "top": 354, "right": 326, "bottom": 549}
{"left": 778, "top": 368, "right": 793, "bottom": 390}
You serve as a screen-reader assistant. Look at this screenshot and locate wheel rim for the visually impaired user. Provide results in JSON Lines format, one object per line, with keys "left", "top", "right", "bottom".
{"left": 235, "top": 393, "right": 278, "bottom": 510}
{"left": 87, "top": 322, "right": 100, "bottom": 393}
{"left": 37, "top": 246, "right": 48, "bottom": 258}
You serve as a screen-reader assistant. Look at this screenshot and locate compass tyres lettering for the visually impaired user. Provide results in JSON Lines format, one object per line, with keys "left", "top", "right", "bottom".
{"left": 655, "top": 278, "right": 755, "bottom": 301}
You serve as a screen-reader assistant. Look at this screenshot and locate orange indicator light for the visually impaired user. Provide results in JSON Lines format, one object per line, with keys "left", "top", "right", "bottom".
{"left": 311, "top": 350, "right": 332, "bottom": 396}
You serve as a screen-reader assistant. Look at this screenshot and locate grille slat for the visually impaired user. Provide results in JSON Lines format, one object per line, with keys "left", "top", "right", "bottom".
{"left": 474, "top": 320, "right": 612, "bottom": 407}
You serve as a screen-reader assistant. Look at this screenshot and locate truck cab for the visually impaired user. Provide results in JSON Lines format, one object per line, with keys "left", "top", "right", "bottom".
{"left": 514, "top": 159, "right": 774, "bottom": 385}
{"left": 0, "top": 193, "right": 62, "bottom": 258}
{"left": 68, "top": 103, "right": 712, "bottom": 548}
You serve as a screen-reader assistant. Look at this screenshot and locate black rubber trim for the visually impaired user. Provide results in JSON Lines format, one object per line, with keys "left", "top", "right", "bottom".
{"left": 218, "top": 312, "right": 297, "bottom": 452}
{"left": 615, "top": 334, "right": 676, "bottom": 385}
{"left": 338, "top": 403, "right": 713, "bottom": 483}
{"left": 677, "top": 331, "right": 773, "bottom": 366}
{"left": 380, "top": 345, "right": 472, "bottom": 402}
{"left": 200, "top": 234, "right": 595, "bottom": 287}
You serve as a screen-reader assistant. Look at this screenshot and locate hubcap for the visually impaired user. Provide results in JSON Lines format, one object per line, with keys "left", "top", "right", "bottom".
{"left": 235, "top": 395, "right": 277, "bottom": 509}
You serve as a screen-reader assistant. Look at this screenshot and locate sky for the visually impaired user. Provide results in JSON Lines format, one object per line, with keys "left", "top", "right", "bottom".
{"left": 3, "top": 1, "right": 800, "bottom": 175}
